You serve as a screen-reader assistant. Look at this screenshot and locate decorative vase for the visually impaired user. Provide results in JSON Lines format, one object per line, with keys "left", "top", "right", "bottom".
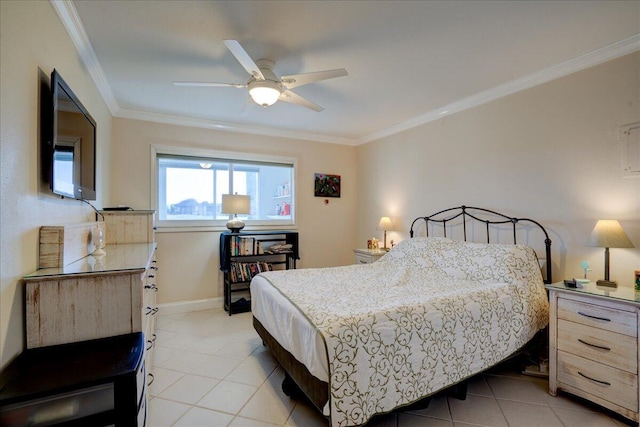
{"left": 92, "top": 225, "right": 106, "bottom": 256}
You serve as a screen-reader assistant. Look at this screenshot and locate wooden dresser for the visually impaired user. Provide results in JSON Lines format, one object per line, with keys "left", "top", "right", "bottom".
{"left": 23, "top": 211, "right": 157, "bottom": 387}
{"left": 547, "top": 281, "right": 639, "bottom": 423}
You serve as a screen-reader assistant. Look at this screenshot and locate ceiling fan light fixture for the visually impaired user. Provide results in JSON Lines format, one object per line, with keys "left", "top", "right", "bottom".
{"left": 174, "top": 42, "right": 346, "bottom": 112}
{"left": 248, "top": 80, "right": 282, "bottom": 107}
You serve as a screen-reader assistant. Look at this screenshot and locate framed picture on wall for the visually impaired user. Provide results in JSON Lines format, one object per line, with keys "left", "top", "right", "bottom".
{"left": 314, "top": 173, "right": 341, "bottom": 198}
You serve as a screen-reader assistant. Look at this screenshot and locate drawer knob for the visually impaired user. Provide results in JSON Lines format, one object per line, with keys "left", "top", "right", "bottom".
{"left": 577, "top": 338, "right": 611, "bottom": 352}
{"left": 577, "top": 311, "right": 611, "bottom": 322}
{"left": 578, "top": 371, "right": 611, "bottom": 386}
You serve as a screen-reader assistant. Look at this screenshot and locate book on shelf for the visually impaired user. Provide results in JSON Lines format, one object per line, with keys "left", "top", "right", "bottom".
{"left": 229, "top": 261, "right": 273, "bottom": 282}
{"left": 230, "top": 236, "right": 265, "bottom": 256}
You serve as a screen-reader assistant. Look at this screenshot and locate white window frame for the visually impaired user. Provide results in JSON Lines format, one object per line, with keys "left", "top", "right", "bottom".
{"left": 151, "top": 145, "right": 297, "bottom": 232}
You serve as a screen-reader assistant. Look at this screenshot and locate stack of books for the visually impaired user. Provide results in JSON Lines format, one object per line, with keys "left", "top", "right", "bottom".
{"left": 263, "top": 243, "right": 292, "bottom": 254}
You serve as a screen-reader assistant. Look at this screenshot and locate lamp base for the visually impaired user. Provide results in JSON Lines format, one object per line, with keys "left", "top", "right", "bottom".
{"left": 596, "top": 279, "right": 617, "bottom": 288}
{"left": 226, "top": 219, "right": 245, "bottom": 233}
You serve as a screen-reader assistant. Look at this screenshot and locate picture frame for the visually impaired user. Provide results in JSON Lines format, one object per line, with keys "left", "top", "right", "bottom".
{"left": 314, "top": 173, "right": 341, "bottom": 198}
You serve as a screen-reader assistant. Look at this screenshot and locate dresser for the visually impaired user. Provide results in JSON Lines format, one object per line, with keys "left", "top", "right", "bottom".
{"left": 23, "top": 211, "right": 157, "bottom": 391}
{"left": 101, "top": 210, "right": 158, "bottom": 372}
{"left": 24, "top": 243, "right": 157, "bottom": 348}
{"left": 547, "top": 281, "right": 639, "bottom": 423}
{"left": 353, "top": 248, "right": 386, "bottom": 264}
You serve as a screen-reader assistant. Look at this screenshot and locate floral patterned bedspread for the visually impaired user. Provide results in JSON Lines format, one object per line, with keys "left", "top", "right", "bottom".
{"left": 258, "top": 237, "right": 549, "bottom": 427}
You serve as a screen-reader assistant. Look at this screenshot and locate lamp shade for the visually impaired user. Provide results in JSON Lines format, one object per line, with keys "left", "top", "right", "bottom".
{"left": 221, "top": 194, "right": 250, "bottom": 215}
{"left": 377, "top": 216, "right": 393, "bottom": 231}
{"left": 587, "top": 220, "right": 634, "bottom": 249}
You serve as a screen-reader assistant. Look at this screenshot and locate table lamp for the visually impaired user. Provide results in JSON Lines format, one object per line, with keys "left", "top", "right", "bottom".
{"left": 586, "top": 219, "right": 634, "bottom": 287}
{"left": 377, "top": 216, "right": 393, "bottom": 251}
{"left": 222, "top": 194, "right": 250, "bottom": 232}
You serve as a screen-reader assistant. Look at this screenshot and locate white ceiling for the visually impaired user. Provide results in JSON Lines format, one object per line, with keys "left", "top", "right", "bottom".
{"left": 60, "top": 1, "right": 639, "bottom": 145}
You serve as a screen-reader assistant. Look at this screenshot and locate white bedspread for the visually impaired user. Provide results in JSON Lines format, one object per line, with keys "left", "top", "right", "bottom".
{"left": 252, "top": 237, "right": 549, "bottom": 427}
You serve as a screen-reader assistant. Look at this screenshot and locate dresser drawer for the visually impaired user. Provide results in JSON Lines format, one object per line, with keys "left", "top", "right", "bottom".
{"left": 558, "top": 297, "right": 637, "bottom": 337}
{"left": 558, "top": 319, "right": 637, "bottom": 373}
{"left": 558, "top": 351, "right": 638, "bottom": 412}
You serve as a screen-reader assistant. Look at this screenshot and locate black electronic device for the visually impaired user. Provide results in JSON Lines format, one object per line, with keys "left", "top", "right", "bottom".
{"left": 103, "top": 206, "right": 133, "bottom": 211}
{"left": 563, "top": 279, "right": 577, "bottom": 288}
{"left": 46, "top": 70, "right": 97, "bottom": 201}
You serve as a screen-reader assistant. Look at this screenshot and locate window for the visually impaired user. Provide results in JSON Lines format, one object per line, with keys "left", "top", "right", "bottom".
{"left": 153, "top": 147, "right": 295, "bottom": 229}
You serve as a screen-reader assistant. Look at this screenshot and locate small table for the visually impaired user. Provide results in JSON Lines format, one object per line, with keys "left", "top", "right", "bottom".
{"left": 0, "top": 333, "right": 146, "bottom": 427}
{"left": 353, "top": 248, "right": 387, "bottom": 264}
{"left": 546, "top": 281, "right": 640, "bottom": 424}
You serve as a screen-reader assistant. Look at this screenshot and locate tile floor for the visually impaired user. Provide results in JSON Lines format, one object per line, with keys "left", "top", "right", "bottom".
{"left": 149, "top": 308, "right": 631, "bottom": 427}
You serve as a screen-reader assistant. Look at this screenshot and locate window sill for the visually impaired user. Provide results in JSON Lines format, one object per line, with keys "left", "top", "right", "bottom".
{"left": 156, "top": 224, "right": 298, "bottom": 234}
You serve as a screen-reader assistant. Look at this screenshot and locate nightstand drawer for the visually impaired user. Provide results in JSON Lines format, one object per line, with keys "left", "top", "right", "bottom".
{"left": 355, "top": 253, "right": 371, "bottom": 264}
{"left": 558, "top": 319, "right": 637, "bottom": 373}
{"left": 558, "top": 297, "right": 637, "bottom": 337}
{"left": 558, "top": 351, "right": 638, "bottom": 412}
{"left": 353, "top": 249, "right": 385, "bottom": 265}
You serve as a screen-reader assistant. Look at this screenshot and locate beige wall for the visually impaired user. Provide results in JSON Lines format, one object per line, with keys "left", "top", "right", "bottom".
{"left": 0, "top": 1, "right": 113, "bottom": 368}
{"left": 111, "top": 118, "right": 358, "bottom": 305}
{"left": 357, "top": 52, "right": 640, "bottom": 284}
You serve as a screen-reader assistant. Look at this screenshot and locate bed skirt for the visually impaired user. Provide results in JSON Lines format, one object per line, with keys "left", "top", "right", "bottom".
{"left": 253, "top": 316, "right": 329, "bottom": 413}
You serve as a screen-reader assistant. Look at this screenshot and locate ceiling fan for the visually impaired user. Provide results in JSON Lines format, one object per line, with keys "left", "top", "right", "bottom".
{"left": 173, "top": 40, "right": 348, "bottom": 112}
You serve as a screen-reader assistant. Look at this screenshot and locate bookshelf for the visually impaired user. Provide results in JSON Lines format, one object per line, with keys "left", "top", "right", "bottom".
{"left": 219, "top": 231, "right": 299, "bottom": 315}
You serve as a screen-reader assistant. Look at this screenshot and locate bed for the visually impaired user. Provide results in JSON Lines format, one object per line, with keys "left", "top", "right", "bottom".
{"left": 251, "top": 206, "right": 552, "bottom": 427}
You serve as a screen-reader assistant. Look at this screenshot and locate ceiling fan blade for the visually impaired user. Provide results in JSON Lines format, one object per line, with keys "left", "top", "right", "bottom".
{"left": 223, "top": 39, "right": 265, "bottom": 81}
{"left": 281, "top": 68, "right": 347, "bottom": 89}
{"left": 173, "top": 81, "right": 245, "bottom": 88}
{"left": 279, "top": 90, "right": 324, "bottom": 112}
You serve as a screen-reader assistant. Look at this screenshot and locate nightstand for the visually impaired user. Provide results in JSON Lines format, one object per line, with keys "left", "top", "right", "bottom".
{"left": 546, "top": 281, "right": 640, "bottom": 424}
{"left": 353, "top": 248, "right": 386, "bottom": 264}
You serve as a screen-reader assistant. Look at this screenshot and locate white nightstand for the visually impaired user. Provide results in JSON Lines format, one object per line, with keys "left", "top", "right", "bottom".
{"left": 353, "top": 248, "right": 386, "bottom": 265}
{"left": 546, "top": 281, "right": 640, "bottom": 424}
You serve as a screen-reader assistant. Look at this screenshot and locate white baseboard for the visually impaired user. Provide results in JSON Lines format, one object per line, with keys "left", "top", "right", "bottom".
{"left": 157, "top": 298, "right": 223, "bottom": 315}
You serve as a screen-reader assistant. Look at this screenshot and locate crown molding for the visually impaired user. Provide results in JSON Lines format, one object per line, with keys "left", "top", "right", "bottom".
{"left": 51, "top": 0, "right": 356, "bottom": 145}
{"left": 52, "top": 0, "right": 638, "bottom": 147}
{"left": 357, "top": 33, "right": 640, "bottom": 145}
{"left": 50, "top": 0, "right": 119, "bottom": 116}
{"left": 116, "top": 109, "right": 357, "bottom": 145}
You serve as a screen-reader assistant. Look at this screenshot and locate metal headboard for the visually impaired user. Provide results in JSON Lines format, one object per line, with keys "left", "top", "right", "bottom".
{"left": 409, "top": 205, "right": 552, "bottom": 284}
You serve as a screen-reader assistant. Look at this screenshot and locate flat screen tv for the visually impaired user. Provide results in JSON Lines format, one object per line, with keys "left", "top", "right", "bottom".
{"left": 49, "top": 69, "right": 96, "bottom": 200}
